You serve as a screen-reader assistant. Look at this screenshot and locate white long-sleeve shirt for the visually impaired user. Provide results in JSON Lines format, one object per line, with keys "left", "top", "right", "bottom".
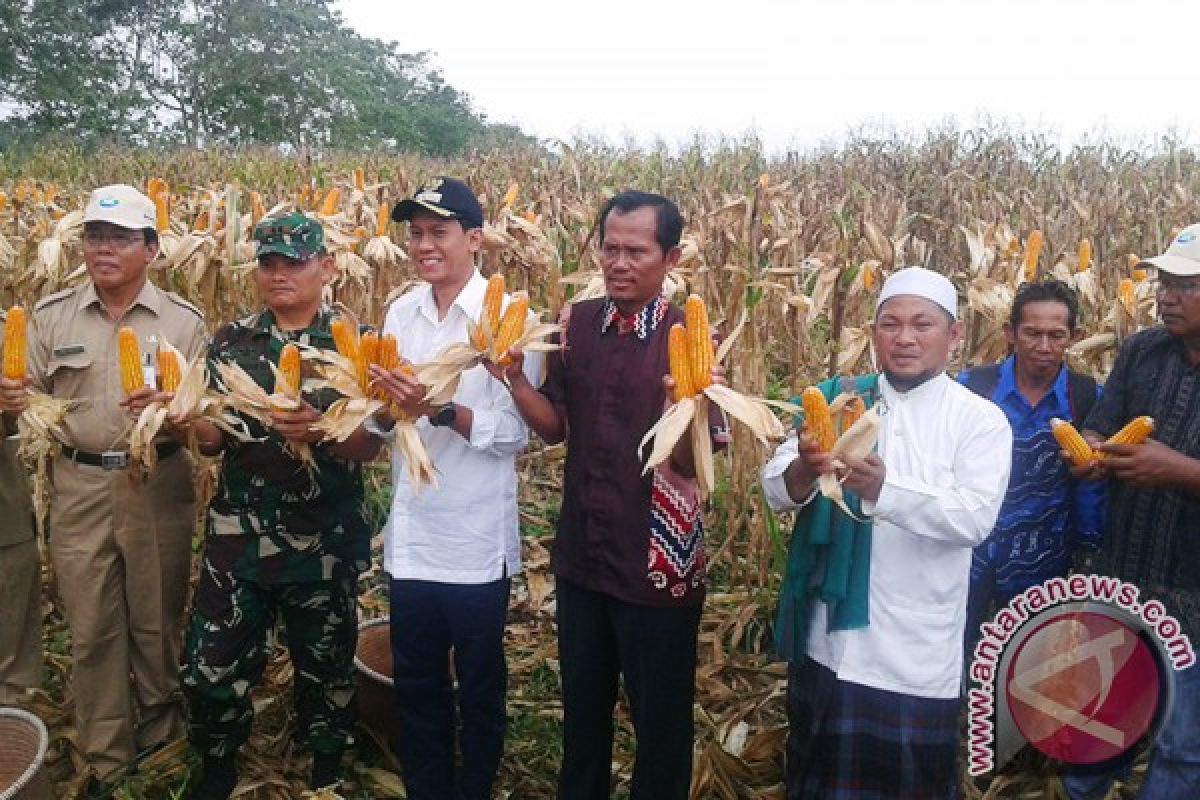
{"left": 762, "top": 372, "right": 1012, "bottom": 698}
{"left": 381, "top": 270, "right": 543, "bottom": 583}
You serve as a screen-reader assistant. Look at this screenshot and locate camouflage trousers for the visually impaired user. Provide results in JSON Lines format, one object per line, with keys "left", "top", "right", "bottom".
{"left": 181, "top": 560, "right": 359, "bottom": 758}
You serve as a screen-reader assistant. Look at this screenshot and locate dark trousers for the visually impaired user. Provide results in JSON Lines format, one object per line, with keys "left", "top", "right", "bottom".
{"left": 389, "top": 577, "right": 511, "bottom": 800}
{"left": 556, "top": 577, "right": 702, "bottom": 800}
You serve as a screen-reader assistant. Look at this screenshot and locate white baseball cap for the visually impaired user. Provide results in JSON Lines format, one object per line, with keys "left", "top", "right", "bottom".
{"left": 876, "top": 266, "right": 959, "bottom": 320}
{"left": 83, "top": 184, "right": 156, "bottom": 230}
{"left": 1141, "top": 224, "right": 1200, "bottom": 277}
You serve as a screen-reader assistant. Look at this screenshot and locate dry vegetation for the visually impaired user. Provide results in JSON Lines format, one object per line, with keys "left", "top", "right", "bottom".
{"left": 0, "top": 128, "right": 1190, "bottom": 798}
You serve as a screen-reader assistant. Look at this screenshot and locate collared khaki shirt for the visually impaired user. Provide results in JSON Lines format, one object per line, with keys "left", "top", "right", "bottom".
{"left": 27, "top": 279, "right": 208, "bottom": 454}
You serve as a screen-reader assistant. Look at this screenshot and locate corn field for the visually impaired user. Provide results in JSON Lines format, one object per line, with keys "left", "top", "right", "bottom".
{"left": 1, "top": 129, "right": 1190, "bottom": 798}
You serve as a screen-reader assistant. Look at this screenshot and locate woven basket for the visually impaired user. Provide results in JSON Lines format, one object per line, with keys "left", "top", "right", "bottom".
{"left": 0, "top": 708, "right": 50, "bottom": 800}
{"left": 354, "top": 618, "right": 398, "bottom": 755}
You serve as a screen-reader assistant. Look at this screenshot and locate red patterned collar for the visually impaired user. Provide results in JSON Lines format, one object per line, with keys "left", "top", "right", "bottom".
{"left": 600, "top": 296, "right": 668, "bottom": 340}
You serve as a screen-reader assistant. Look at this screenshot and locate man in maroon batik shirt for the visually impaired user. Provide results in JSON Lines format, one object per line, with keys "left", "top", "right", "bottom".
{"left": 490, "top": 190, "right": 724, "bottom": 800}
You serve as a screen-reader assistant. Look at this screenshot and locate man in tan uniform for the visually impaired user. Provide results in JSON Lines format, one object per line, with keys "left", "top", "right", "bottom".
{"left": 0, "top": 185, "right": 207, "bottom": 794}
{"left": 0, "top": 308, "right": 42, "bottom": 706}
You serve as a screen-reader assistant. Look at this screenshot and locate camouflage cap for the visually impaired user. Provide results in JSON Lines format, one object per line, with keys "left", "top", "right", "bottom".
{"left": 253, "top": 212, "right": 325, "bottom": 261}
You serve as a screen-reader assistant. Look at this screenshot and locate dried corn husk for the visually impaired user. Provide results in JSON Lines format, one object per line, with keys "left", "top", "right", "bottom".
{"left": 816, "top": 408, "right": 882, "bottom": 517}
{"left": 306, "top": 347, "right": 437, "bottom": 490}
{"left": 128, "top": 341, "right": 227, "bottom": 473}
{"left": 213, "top": 359, "right": 315, "bottom": 469}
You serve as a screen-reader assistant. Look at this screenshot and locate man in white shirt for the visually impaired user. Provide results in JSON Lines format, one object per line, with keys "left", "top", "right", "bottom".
{"left": 761, "top": 266, "right": 1011, "bottom": 799}
{"left": 367, "top": 177, "right": 540, "bottom": 800}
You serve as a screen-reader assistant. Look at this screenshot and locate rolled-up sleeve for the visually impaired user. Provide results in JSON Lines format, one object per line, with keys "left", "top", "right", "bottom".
{"left": 761, "top": 431, "right": 817, "bottom": 512}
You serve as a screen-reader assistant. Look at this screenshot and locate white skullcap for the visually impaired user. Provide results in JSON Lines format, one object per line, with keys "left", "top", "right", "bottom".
{"left": 876, "top": 266, "right": 958, "bottom": 320}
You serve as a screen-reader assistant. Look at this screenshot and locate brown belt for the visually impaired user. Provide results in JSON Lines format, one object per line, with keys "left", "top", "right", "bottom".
{"left": 60, "top": 442, "right": 181, "bottom": 470}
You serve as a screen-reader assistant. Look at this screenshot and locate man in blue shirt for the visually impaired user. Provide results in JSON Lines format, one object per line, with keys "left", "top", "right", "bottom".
{"left": 960, "top": 280, "right": 1106, "bottom": 637}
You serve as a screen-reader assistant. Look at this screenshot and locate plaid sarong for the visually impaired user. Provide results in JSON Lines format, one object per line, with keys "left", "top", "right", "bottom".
{"left": 786, "top": 658, "right": 960, "bottom": 799}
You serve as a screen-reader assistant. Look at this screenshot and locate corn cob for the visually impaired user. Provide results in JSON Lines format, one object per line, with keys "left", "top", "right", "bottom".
{"left": 146, "top": 177, "right": 168, "bottom": 200}
{"left": 2, "top": 306, "right": 26, "bottom": 380}
{"left": 0, "top": 191, "right": 7, "bottom": 212}
{"left": 1132, "top": 269, "right": 1148, "bottom": 282}
{"left": 193, "top": 209, "right": 209, "bottom": 232}
{"left": 483, "top": 273, "right": 505, "bottom": 338}
{"left": 685, "top": 295, "right": 714, "bottom": 391}
{"left": 118, "top": 327, "right": 144, "bottom": 394}
{"left": 1106, "top": 416, "right": 1154, "bottom": 447}
{"left": 330, "top": 318, "right": 359, "bottom": 361}
{"left": 154, "top": 194, "right": 170, "bottom": 234}
{"left": 354, "top": 168, "right": 365, "bottom": 192}
{"left": 802, "top": 386, "right": 836, "bottom": 452}
{"left": 275, "top": 343, "right": 301, "bottom": 397}
{"left": 375, "top": 204, "right": 390, "bottom": 237}
{"left": 157, "top": 346, "right": 181, "bottom": 392}
{"left": 1050, "top": 418, "right": 1096, "bottom": 467}
{"left": 668, "top": 324, "right": 695, "bottom": 401}
{"left": 493, "top": 297, "right": 529, "bottom": 367}
{"left": 862, "top": 263, "right": 876, "bottom": 291}
{"left": 1077, "top": 238, "right": 1091, "bottom": 273}
{"left": 1119, "top": 278, "right": 1135, "bottom": 310}
{"left": 840, "top": 396, "right": 865, "bottom": 433}
{"left": 501, "top": 182, "right": 519, "bottom": 210}
{"left": 358, "top": 332, "right": 379, "bottom": 390}
{"left": 376, "top": 334, "right": 399, "bottom": 372}
{"left": 320, "top": 188, "right": 341, "bottom": 216}
{"left": 1023, "top": 229, "right": 1044, "bottom": 282}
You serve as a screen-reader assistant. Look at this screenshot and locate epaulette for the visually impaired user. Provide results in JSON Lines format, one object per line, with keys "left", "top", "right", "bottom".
{"left": 164, "top": 291, "right": 205, "bottom": 320}
{"left": 33, "top": 286, "right": 77, "bottom": 312}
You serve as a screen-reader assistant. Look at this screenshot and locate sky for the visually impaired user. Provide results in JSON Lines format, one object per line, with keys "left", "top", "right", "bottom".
{"left": 336, "top": 0, "right": 1195, "bottom": 154}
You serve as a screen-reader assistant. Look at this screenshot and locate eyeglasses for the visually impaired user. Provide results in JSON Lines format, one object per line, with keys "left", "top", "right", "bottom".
{"left": 1152, "top": 279, "right": 1200, "bottom": 297}
{"left": 83, "top": 231, "right": 144, "bottom": 248}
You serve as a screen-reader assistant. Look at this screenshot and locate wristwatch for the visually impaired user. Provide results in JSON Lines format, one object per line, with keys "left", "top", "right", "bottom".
{"left": 430, "top": 403, "right": 458, "bottom": 428}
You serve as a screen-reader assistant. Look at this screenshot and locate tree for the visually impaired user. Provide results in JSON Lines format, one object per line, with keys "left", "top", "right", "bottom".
{"left": 0, "top": 0, "right": 523, "bottom": 155}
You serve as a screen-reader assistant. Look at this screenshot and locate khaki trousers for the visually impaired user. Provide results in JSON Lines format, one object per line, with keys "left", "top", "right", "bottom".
{"left": 0, "top": 536, "right": 43, "bottom": 703}
{"left": 49, "top": 451, "right": 195, "bottom": 780}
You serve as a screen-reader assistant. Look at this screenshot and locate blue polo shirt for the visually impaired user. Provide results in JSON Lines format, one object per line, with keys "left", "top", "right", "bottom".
{"left": 959, "top": 356, "right": 1106, "bottom": 600}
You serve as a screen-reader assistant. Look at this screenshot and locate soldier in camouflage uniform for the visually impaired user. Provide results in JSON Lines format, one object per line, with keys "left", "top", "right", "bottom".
{"left": 177, "top": 213, "right": 383, "bottom": 800}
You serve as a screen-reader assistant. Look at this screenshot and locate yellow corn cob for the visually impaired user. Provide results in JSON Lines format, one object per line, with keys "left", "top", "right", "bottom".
{"left": 154, "top": 194, "right": 170, "bottom": 233}
{"left": 320, "top": 188, "right": 341, "bottom": 216}
{"left": 376, "top": 334, "right": 399, "bottom": 371}
{"left": 147, "top": 177, "right": 168, "bottom": 200}
{"left": 330, "top": 318, "right": 359, "bottom": 361}
{"left": 501, "top": 182, "right": 519, "bottom": 210}
{"left": 359, "top": 332, "right": 379, "bottom": 390}
{"left": 1023, "top": 229, "right": 1044, "bottom": 282}
{"left": 1132, "top": 269, "right": 1148, "bottom": 283}
{"left": 1077, "top": 238, "right": 1091, "bottom": 273}
{"left": 193, "top": 210, "right": 210, "bottom": 232}
{"left": 493, "top": 297, "right": 529, "bottom": 367}
{"left": 1119, "top": 278, "right": 1135, "bottom": 310}
{"left": 862, "top": 263, "right": 876, "bottom": 291}
{"left": 3, "top": 306, "right": 26, "bottom": 380}
{"left": 275, "top": 343, "right": 301, "bottom": 397}
{"left": 685, "top": 295, "right": 714, "bottom": 392}
{"left": 156, "top": 346, "right": 181, "bottom": 392}
{"left": 802, "top": 387, "right": 836, "bottom": 452}
{"left": 118, "top": 327, "right": 144, "bottom": 394}
{"left": 0, "top": 191, "right": 9, "bottom": 212}
{"left": 1050, "top": 418, "right": 1096, "bottom": 467}
{"left": 1106, "top": 416, "right": 1154, "bottom": 447}
{"left": 483, "top": 273, "right": 505, "bottom": 338}
{"left": 354, "top": 168, "right": 365, "bottom": 192}
{"left": 375, "top": 204, "right": 390, "bottom": 237}
{"left": 840, "top": 396, "right": 865, "bottom": 433}
{"left": 668, "top": 324, "right": 695, "bottom": 401}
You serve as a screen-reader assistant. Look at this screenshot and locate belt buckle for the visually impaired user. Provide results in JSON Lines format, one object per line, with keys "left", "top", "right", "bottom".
{"left": 100, "top": 450, "right": 129, "bottom": 470}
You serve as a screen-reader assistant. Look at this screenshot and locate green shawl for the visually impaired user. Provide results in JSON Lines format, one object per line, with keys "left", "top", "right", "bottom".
{"left": 774, "top": 373, "right": 880, "bottom": 663}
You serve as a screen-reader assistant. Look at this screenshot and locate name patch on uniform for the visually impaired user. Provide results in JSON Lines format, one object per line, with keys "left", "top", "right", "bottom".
{"left": 52, "top": 344, "right": 86, "bottom": 357}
